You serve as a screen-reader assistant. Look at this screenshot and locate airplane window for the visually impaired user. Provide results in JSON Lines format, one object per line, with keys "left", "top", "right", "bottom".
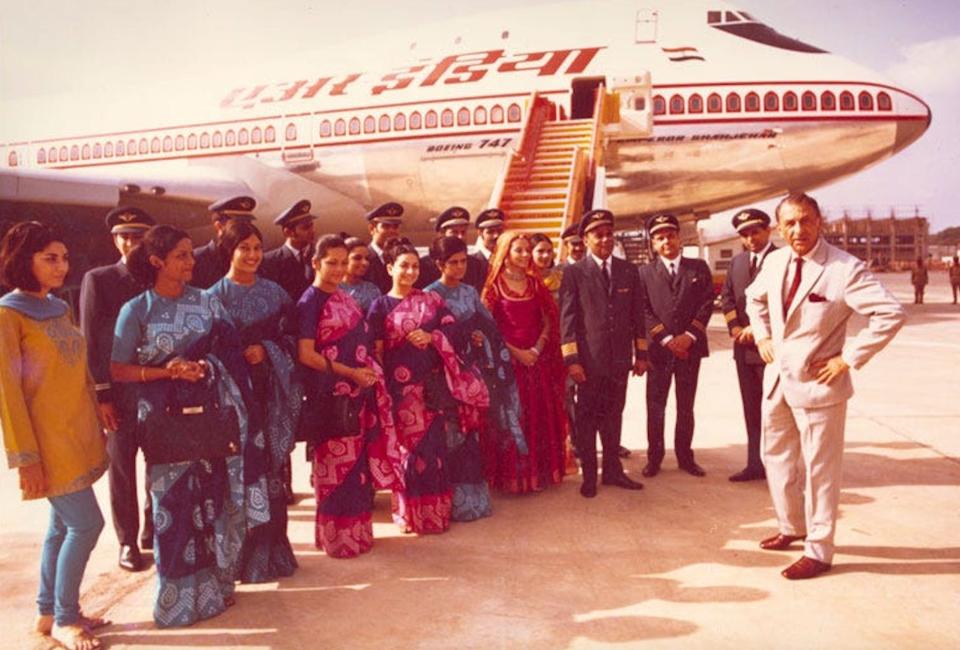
{"left": 441, "top": 109, "right": 454, "bottom": 127}
{"left": 200, "top": 133, "right": 210, "bottom": 148}
{"left": 285, "top": 123, "right": 297, "bottom": 140}
{"left": 238, "top": 129, "right": 249, "bottom": 145}
{"left": 349, "top": 118, "right": 361, "bottom": 135}
{"left": 725, "top": 93, "right": 741, "bottom": 112}
{"left": 707, "top": 93, "right": 722, "bottom": 113}
{"left": 175, "top": 135, "right": 185, "bottom": 150}
{"left": 507, "top": 103, "right": 522, "bottom": 122}
{"left": 225, "top": 130, "right": 236, "bottom": 146}
{"left": 745, "top": 92, "right": 760, "bottom": 112}
{"left": 82, "top": 144, "right": 90, "bottom": 160}
{"left": 163, "top": 136, "right": 174, "bottom": 152}
{"left": 104, "top": 142, "right": 113, "bottom": 158}
{"left": 149, "top": 138, "right": 159, "bottom": 153}
{"left": 410, "top": 112, "right": 422, "bottom": 129}
{"left": 8, "top": 151, "right": 17, "bottom": 167}
{"left": 877, "top": 92, "right": 892, "bottom": 111}
{"left": 820, "top": 91, "right": 836, "bottom": 110}
{"left": 61, "top": 146, "right": 70, "bottom": 160}
{"left": 426, "top": 110, "right": 438, "bottom": 128}
{"left": 783, "top": 91, "right": 798, "bottom": 111}
{"left": 188, "top": 134, "right": 198, "bottom": 149}
{"left": 320, "top": 120, "right": 332, "bottom": 137}
{"left": 394, "top": 113, "right": 407, "bottom": 131}
{"left": 858, "top": 91, "right": 874, "bottom": 110}
{"left": 93, "top": 143, "right": 102, "bottom": 158}
{"left": 49, "top": 148, "right": 58, "bottom": 163}
{"left": 70, "top": 145, "right": 79, "bottom": 160}
{"left": 364, "top": 116, "right": 376, "bottom": 133}
{"left": 265, "top": 126, "right": 276, "bottom": 142}
{"left": 669, "top": 94, "right": 685, "bottom": 114}
{"left": 688, "top": 94, "right": 703, "bottom": 114}
{"left": 707, "top": 10, "right": 722, "bottom": 24}
{"left": 115, "top": 141, "right": 124, "bottom": 156}
{"left": 839, "top": 91, "right": 854, "bottom": 111}
{"left": 379, "top": 114, "right": 391, "bottom": 132}
{"left": 334, "top": 119, "right": 346, "bottom": 136}
{"left": 139, "top": 139, "right": 148, "bottom": 154}
{"left": 764, "top": 91, "right": 779, "bottom": 111}
{"left": 801, "top": 92, "right": 816, "bottom": 111}
{"left": 37, "top": 149, "right": 46, "bottom": 164}
{"left": 474, "top": 106, "right": 488, "bottom": 124}
{"left": 457, "top": 107, "right": 470, "bottom": 126}
{"left": 212, "top": 132, "right": 223, "bottom": 147}
{"left": 490, "top": 106, "right": 504, "bottom": 123}
{"left": 252, "top": 127, "right": 263, "bottom": 144}
{"left": 724, "top": 11, "right": 740, "bottom": 22}
{"left": 653, "top": 95, "right": 666, "bottom": 115}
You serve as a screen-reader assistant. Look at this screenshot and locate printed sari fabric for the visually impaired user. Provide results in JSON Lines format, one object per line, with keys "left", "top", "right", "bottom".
{"left": 207, "top": 277, "right": 300, "bottom": 582}
{"left": 368, "top": 290, "right": 489, "bottom": 534}
{"left": 483, "top": 274, "right": 569, "bottom": 493}
{"left": 112, "top": 287, "right": 247, "bottom": 628}
{"left": 299, "top": 287, "right": 402, "bottom": 557}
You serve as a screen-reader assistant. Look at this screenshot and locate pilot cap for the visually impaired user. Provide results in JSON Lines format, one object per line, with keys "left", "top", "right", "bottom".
{"left": 105, "top": 206, "right": 155, "bottom": 234}
{"left": 209, "top": 195, "right": 257, "bottom": 222}
{"left": 646, "top": 213, "right": 679, "bottom": 236}
{"left": 366, "top": 202, "right": 404, "bottom": 224}
{"left": 274, "top": 199, "right": 315, "bottom": 228}
{"left": 731, "top": 208, "right": 771, "bottom": 233}
{"left": 435, "top": 206, "right": 471, "bottom": 232}
{"left": 561, "top": 224, "right": 582, "bottom": 243}
{"left": 578, "top": 209, "right": 615, "bottom": 237}
{"left": 476, "top": 208, "right": 505, "bottom": 230}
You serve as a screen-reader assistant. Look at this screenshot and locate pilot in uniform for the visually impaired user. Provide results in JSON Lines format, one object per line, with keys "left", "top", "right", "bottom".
{"left": 365, "top": 202, "right": 404, "bottom": 294}
{"left": 79, "top": 206, "right": 155, "bottom": 572}
{"left": 719, "top": 209, "right": 776, "bottom": 482}
{"left": 416, "top": 206, "right": 486, "bottom": 290}
{"left": 559, "top": 223, "right": 586, "bottom": 266}
{"left": 471, "top": 208, "right": 506, "bottom": 285}
{"left": 260, "top": 199, "right": 317, "bottom": 303}
{"left": 638, "top": 213, "right": 714, "bottom": 478}
{"left": 559, "top": 209, "right": 647, "bottom": 498}
{"left": 191, "top": 195, "right": 257, "bottom": 289}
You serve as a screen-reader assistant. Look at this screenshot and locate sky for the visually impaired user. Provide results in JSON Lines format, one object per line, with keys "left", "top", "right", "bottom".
{"left": 1, "top": 0, "right": 958, "bottom": 235}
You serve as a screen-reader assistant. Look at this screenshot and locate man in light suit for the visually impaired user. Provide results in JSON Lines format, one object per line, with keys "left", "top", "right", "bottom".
{"left": 746, "top": 192, "right": 905, "bottom": 580}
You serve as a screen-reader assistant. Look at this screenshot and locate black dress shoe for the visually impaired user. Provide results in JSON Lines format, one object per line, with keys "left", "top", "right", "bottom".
{"left": 618, "top": 446, "right": 632, "bottom": 459}
{"left": 601, "top": 474, "right": 644, "bottom": 490}
{"left": 679, "top": 461, "right": 706, "bottom": 477}
{"left": 729, "top": 466, "right": 766, "bottom": 482}
{"left": 119, "top": 545, "right": 144, "bottom": 572}
{"left": 641, "top": 463, "right": 660, "bottom": 478}
{"left": 580, "top": 482, "right": 597, "bottom": 498}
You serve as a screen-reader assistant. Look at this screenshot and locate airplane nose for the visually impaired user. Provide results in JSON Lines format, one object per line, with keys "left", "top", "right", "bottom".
{"left": 893, "top": 90, "right": 932, "bottom": 154}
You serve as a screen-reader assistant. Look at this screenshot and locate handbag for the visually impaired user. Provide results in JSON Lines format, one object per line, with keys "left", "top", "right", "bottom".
{"left": 139, "top": 370, "right": 241, "bottom": 465}
{"left": 298, "top": 392, "right": 363, "bottom": 444}
{"left": 423, "top": 368, "right": 456, "bottom": 411}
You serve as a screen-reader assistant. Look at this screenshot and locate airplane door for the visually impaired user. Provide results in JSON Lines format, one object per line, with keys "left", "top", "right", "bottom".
{"left": 571, "top": 77, "right": 606, "bottom": 119}
{"left": 635, "top": 9, "right": 658, "bottom": 43}
{"left": 281, "top": 113, "right": 315, "bottom": 165}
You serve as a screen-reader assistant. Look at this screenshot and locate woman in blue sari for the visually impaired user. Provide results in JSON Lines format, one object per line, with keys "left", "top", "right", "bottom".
{"left": 339, "top": 236, "right": 381, "bottom": 311}
{"left": 368, "top": 239, "right": 489, "bottom": 534}
{"left": 111, "top": 225, "right": 248, "bottom": 628}
{"left": 425, "top": 236, "right": 526, "bottom": 521}
{"left": 207, "top": 220, "right": 300, "bottom": 582}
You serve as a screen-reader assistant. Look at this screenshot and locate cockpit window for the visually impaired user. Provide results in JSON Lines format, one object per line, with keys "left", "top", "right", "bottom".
{"left": 707, "top": 10, "right": 827, "bottom": 53}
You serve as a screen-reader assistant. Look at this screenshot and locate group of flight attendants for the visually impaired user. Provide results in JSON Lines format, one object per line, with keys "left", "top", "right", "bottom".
{"left": 0, "top": 195, "right": 593, "bottom": 645}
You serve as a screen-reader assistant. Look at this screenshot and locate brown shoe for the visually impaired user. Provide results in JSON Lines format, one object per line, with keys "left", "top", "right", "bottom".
{"left": 759, "top": 533, "right": 806, "bottom": 551}
{"left": 781, "top": 556, "right": 831, "bottom": 580}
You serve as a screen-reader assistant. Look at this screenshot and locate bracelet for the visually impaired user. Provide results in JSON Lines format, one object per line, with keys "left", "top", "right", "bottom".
{"left": 528, "top": 347, "right": 540, "bottom": 357}
{"left": 140, "top": 366, "right": 146, "bottom": 383}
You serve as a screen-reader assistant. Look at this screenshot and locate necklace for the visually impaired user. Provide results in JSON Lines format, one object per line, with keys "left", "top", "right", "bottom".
{"left": 503, "top": 269, "right": 526, "bottom": 281}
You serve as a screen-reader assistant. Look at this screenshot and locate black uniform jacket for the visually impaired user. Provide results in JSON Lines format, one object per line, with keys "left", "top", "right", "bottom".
{"left": 191, "top": 240, "right": 227, "bottom": 290}
{"left": 260, "top": 244, "right": 314, "bottom": 303}
{"left": 639, "top": 257, "right": 714, "bottom": 364}
{"left": 366, "top": 250, "right": 392, "bottom": 294}
{"left": 719, "top": 246, "right": 776, "bottom": 365}
{"left": 559, "top": 256, "right": 647, "bottom": 378}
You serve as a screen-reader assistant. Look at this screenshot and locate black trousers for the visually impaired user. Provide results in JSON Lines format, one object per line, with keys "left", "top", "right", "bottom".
{"left": 734, "top": 356, "right": 765, "bottom": 469}
{"left": 575, "top": 371, "right": 628, "bottom": 484}
{"left": 646, "top": 355, "right": 701, "bottom": 466}
{"left": 107, "top": 401, "right": 152, "bottom": 547}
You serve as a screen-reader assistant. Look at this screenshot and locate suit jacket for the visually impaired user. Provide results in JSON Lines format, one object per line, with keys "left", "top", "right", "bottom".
{"left": 639, "top": 256, "right": 714, "bottom": 364}
{"left": 559, "top": 256, "right": 646, "bottom": 378}
{"left": 746, "top": 239, "right": 905, "bottom": 408}
{"left": 79, "top": 260, "right": 143, "bottom": 403}
{"left": 191, "top": 240, "right": 226, "bottom": 289}
{"left": 719, "top": 246, "right": 776, "bottom": 365}
{"left": 366, "top": 249, "right": 392, "bottom": 294}
{"left": 260, "top": 244, "right": 314, "bottom": 303}
{"left": 471, "top": 251, "right": 491, "bottom": 289}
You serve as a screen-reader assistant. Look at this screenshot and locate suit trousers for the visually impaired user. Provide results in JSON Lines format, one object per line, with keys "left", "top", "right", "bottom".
{"left": 107, "top": 403, "right": 152, "bottom": 547}
{"left": 734, "top": 356, "right": 764, "bottom": 469}
{"left": 574, "top": 372, "right": 628, "bottom": 483}
{"left": 762, "top": 383, "right": 846, "bottom": 563}
{"left": 646, "top": 355, "right": 701, "bottom": 466}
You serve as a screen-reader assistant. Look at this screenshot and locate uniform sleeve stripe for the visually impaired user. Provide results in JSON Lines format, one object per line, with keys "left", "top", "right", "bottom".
{"left": 723, "top": 310, "right": 737, "bottom": 323}
{"left": 634, "top": 338, "right": 648, "bottom": 351}
{"left": 692, "top": 320, "right": 706, "bottom": 332}
{"left": 650, "top": 324, "right": 665, "bottom": 336}
{"left": 561, "top": 342, "right": 578, "bottom": 357}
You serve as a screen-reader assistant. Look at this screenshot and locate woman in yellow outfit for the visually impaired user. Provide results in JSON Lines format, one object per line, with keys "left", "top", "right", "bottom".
{"left": 0, "top": 222, "right": 110, "bottom": 650}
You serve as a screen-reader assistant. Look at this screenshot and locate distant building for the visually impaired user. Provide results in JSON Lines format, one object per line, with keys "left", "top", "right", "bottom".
{"left": 821, "top": 208, "right": 928, "bottom": 271}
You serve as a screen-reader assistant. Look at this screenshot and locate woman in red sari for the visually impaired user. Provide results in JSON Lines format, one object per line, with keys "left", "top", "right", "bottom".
{"left": 367, "top": 240, "right": 489, "bottom": 534}
{"left": 481, "top": 232, "right": 568, "bottom": 493}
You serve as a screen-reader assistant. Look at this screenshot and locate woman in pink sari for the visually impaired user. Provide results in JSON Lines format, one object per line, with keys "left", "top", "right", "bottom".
{"left": 367, "top": 240, "right": 489, "bottom": 534}
{"left": 481, "top": 232, "right": 568, "bottom": 493}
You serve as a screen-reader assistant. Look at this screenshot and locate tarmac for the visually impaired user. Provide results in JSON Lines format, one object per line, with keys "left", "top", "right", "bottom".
{"left": 2, "top": 271, "right": 958, "bottom": 650}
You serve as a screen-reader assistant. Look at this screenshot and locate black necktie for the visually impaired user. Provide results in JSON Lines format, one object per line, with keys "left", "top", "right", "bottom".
{"left": 750, "top": 255, "right": 758, "bottom": 278}
{"left": 783, "top": 257, "right": 804, "bottom": 317}
{"left": 601, "top": 260, "right": 610, "bottom": 292}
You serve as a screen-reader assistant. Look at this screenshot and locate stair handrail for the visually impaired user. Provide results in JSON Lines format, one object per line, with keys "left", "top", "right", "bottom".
{"left": 515, "top": 92, "right": 549, "bottom": 169}
{"left": 487, "top": 149, "right": 516, "bottom": 211}
{"left": 560, "top": 147, "right": 587, "bottom": 247}
{"left": 587, "top": 84, "right": 607, "bottom": 174}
